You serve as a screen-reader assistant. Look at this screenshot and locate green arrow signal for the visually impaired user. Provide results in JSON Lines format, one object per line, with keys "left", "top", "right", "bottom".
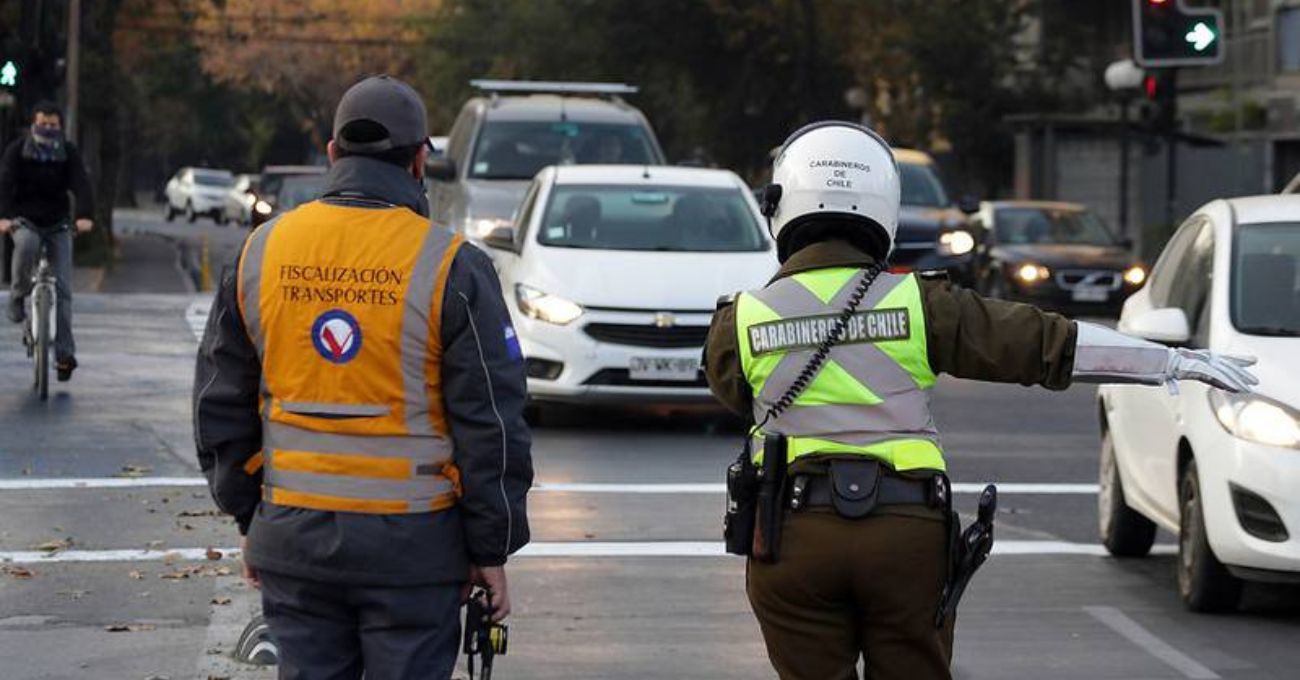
{"left": 1185, "top": 22, "right": 1216, "bottom": 52}
{"left": 0, "top": 60, "right": 17, "bottom": 88}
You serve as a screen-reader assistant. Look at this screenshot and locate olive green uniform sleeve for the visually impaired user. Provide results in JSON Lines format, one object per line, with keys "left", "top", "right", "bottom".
{"left": 704, "top": 302, "right": 752, "bottom": 417}
{"left": 920, "top": 277, "right": 1077, "bottom": 389}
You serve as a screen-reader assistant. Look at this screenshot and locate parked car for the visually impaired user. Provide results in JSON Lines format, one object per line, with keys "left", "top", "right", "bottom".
{"left": 164, "top": 167, "right": 235, "bottom": 223}
{"left": 258, "top": 173, "right": 327, "bottom": 224}
{"left": 888, "top": 149, "right": 979, "bottom": 283}
{"left": 428, "top": 80, "right": 668, "bottom": 241}
{"left": 969, "top": 200, "right": 1146, "bottom": 314}
{"left": 480, "top": 164, "right": 774, "bottom": 408}
{"left": 1097, "top": 195, "right": 1300, "bottom": 612}
{"left": 250, "top": 165, "right": 327, "bottom": 227}
{"left": 222, "top": 173, "right": 260, "bottom": 226}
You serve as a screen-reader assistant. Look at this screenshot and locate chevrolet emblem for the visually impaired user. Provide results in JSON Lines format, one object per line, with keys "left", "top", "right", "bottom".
{"left": 653, "top": 312, "right": 676, "bottom": 328}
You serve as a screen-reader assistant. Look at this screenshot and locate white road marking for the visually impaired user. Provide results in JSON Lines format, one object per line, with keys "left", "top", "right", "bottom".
{"left": 1084, "top": 605, "right": 1221, "bottom": 679}
{"left": 0, "top": 477, "right": 208, "bottom": 490}
{"left": 186, "top": 299, "right": 210, "bottom": 342}
{"left": 0, "top": 541, "right": 1175, "bottom": 564}
{"left": 0, "top": 477, "right": 1098, "bottom": 494}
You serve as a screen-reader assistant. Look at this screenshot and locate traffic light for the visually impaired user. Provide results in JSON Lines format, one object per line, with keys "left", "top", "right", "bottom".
{"left": 1133, "top": 0, "right": 1224, "bottom": 67}
{"left": 0, "top": 60, "right": 18, "bottom": 89}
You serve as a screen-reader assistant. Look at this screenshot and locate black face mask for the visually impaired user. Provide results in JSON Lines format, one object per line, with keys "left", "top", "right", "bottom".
{"left": 31, "top": 124, "right": 64, "bottom": 146}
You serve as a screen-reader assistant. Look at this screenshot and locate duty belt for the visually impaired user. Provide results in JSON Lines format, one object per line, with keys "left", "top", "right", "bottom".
{"left": 788, "top": 461, "right": 949, "bottom": 515}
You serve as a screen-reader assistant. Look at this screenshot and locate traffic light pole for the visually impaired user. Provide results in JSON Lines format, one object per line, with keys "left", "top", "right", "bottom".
{"left": 1163, "top": 69, "right": 1178, "bottom": 229}
{"left": 1119, "top": 97, "right": 1131, "bottom": 238}
{"left": 65, "top": 0, "right": 79, "bottom": 140}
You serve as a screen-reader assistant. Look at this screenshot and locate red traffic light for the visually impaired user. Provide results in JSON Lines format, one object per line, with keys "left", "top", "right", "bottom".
{"left": 1149, "top": 0, "right": 1169, "bottom": 5}
{"left": 1144, "top": 75, "right": 1159, "bottom": 99}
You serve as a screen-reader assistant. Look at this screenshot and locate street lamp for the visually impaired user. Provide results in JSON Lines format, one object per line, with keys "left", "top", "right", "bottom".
{"left": 1105, "top": 59, "right": 1145, "bottom": 242}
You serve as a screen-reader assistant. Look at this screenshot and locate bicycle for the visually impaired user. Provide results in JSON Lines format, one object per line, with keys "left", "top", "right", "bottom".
{"left": 13, "top": 217, "right": 63, "bottom": 401}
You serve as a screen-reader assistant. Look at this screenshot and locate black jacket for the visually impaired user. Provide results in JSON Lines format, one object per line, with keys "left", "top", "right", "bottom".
{"left": 193, "top": 157, "right": 533, "bottom": 586}
{"left": 0, "top": 136, "right": 95, "bottom": 226}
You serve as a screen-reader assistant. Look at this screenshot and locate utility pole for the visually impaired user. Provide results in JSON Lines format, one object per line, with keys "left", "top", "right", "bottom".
{"left": 1163, "top": 69, "right": 1179, "bottom": 228}
{"left": 65, "top": 0, "right": 80, "bottom": 141}
{"left": 1105, "top": 59, "right": 1145, "bottom": 239}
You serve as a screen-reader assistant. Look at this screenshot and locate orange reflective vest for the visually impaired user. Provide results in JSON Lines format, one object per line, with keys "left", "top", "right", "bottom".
{"left": 236, "top": 200, "right": 465, "bottom": 514}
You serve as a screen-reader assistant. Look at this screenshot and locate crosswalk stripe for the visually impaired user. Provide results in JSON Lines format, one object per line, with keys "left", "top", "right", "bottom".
{"left": 0, "top": 541, "right": 1175, "bottom": 564}
{"left": 0, "top": 478, "right": 1099, "bottom": 494}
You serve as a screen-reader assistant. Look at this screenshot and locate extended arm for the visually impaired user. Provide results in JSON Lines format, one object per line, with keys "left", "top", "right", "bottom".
{"left": 1071, "top": 321, "right": 1256, "bottom": 392}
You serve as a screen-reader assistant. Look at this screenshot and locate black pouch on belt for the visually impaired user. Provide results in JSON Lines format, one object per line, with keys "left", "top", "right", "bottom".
{"left": 828, "top": 459, "right": 883, "bottom": 519}
{"left": 723, "top": 441, "right": 759, "bottom": 556}
{"left": 752, "top": 433, "right": 788, "bottom": 563}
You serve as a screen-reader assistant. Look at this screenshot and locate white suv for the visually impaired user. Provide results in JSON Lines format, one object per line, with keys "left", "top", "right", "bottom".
{"left": 165, "top": 167, "right": 234, "bottom": 223}
{"left": 1098, "top": 195, "right": 1300, "bottom": 611}
{"left": 480, "top": 164, "right": 775, "bottom": 409}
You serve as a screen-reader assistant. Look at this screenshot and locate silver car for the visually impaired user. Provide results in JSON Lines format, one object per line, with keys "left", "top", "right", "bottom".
{"left": 428, "top": 80, "right": 667, "bottom": 240}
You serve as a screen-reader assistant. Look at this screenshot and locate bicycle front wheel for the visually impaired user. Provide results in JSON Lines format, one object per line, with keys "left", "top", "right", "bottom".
{"left": 33, "top": 287, "right": 51, "bottom": 401}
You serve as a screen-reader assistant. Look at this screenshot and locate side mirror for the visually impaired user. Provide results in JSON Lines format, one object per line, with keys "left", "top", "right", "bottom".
{"left": 957, "top": 195, "right": 980, "bottom": 215}
{"left": 482, "top": 225, "right": 518, "bottom": 251}
{"left": 427, "top": 158, "right": 457, "bottom": 182}
{"left": 1121, "top": 307, "right": 1190, "bottom": 345}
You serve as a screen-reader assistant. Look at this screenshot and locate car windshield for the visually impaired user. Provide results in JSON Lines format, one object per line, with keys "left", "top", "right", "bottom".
{"left": 537, "top": 184, "right": 765, "bottom": 252}
{"left": 194, "top": 172, "right": 233, "bottom": 188}
{"left": 1232, "top": 222, "right": 1300, "bottom": 336}
{"left": 994, "top": 207, "right": 1117, "bottom": 246}
{"left": 470, "top": 121, "right": 659, "bottom": 180}
{"left": 899, "top": 162, "right": 949, "bottom": 208}
{"left": 277, "top": 175, "right": 326, "bottom": 210}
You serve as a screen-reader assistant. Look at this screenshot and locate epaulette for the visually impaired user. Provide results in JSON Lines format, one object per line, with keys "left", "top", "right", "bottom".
{"left": 917, "top": 269, "right": 950, "bottom": 281}
{"left": 715, "top": 292, "right": 739, "bottom": 310}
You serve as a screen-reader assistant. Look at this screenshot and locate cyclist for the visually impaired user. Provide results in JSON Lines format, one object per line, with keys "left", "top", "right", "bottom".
{"left": 0, "top": 101, "right": 95, "bottom": 382}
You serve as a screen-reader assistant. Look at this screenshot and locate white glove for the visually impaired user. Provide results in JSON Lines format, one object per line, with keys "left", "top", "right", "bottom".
{"left": 1072, "top": 321, "right": 1258, "bottom": 393}
{"left": 1164, "top": 349, "right": 1257, "bottom": 394}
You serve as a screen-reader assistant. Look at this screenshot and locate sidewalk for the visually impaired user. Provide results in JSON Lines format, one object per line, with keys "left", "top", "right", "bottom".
{"left": 95, "top": 232, "right": 193, "bottom": 294}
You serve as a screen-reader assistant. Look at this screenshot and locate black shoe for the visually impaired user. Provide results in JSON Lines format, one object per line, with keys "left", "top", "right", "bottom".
{"left": 5, "top": 297, "right": 23, "bottom": 324}
{"left": 56, "top": 356, "right": 77, "bottom": 382}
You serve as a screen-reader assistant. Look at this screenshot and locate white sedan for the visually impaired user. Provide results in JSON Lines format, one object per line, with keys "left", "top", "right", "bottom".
{"left": 1098, "top": 195, "right": 1300, "bottom": 611}
{"left": 479, "top": 164, "right": 777, "bottom": 407}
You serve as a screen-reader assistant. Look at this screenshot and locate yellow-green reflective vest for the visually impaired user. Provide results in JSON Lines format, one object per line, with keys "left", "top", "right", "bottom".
{"left": 735, "top": 268, "right": 945, "bottom": 472}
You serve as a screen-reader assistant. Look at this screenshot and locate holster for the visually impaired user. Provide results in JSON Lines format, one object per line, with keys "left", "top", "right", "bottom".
{"left": 723, "top": 442, "right": 759, "bottom": 556}
{"left": 751, "top": 433, "right": 788, "bottom": 563}
{"left": 936, "top": 484, "right": 998, "bottom": 628}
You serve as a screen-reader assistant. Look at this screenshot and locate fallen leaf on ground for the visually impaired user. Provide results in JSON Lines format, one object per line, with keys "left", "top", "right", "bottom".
{"left": 104, "top": 623, "right": 156, "bottom": 632}
{"left": 2, "top": 565, "right": 35, "bottom": 579}
{"left": 210, "top": 596, "right": 232, "bottom": 605}
{"left": 205, "top": 548, "right": 223, "bottom": 560}
{"left": 59, "top": 589, "right": 90, "bottom": 600}
{"left": 177, "top": 509, "right": 222, "bottom": 518}
{"left": 32, "top": 538, "right": 73, "bottom": 554}
{"left": 128, "top": 570, "right": 145, "bottom": 580}
{"left": 147, "top": 540, "right": 165, "bottom": 549}
{"left": 115, "top": 465, "right": 153, "bottom": 478}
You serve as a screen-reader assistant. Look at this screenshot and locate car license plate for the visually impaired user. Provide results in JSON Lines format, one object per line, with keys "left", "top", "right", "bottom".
{"left": 1071, "top": 286, "right": 1110, "bottom": 303}
{"left": 629, "top": 357, "right": 699, "bottom": 382}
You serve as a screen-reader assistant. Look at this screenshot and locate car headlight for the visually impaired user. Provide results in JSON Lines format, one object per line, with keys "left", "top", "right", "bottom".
{"left": 1015, "top": 263, "right": 1050, "bottom": 284}
{"left": 515, "top": 284, "right": 583, "bottom": 325}
{"left": 1123, "top": 265, "right": 1147, "bottom": 286}
{"left": 938, "top": 230, "right": 975, "bottom": 256}
{"left": 470, "top": 217, "right": 513, "bottom": 239}
{"left": 1209, "top": 390, "right": 1300, "bottom": 449}
{"left": 254, "top": 200, "right": 273, "bottom": 215}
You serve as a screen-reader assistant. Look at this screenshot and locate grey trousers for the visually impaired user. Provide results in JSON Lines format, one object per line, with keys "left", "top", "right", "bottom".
{"left": 10, "top": 225, "right": 75, "bottom": 360}
{"left": 260, "top": 570, "right": 463, "bottom": 680}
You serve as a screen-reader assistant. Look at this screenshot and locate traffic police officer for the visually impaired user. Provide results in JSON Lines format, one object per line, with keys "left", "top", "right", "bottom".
{"left": 704, "top": 121, "right": 1256, "bottom": 680}
{"left": 194, "top": 75, "right": 533, "bottom": 679}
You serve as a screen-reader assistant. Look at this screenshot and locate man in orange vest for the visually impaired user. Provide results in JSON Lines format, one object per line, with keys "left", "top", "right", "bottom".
{"left": 194, "top": 75, "right": 533, "bottom": 679}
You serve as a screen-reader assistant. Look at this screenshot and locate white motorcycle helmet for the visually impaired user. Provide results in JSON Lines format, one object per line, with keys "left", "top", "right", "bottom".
{"left": 760, "top": 121, "right": 900, "bottom": 261}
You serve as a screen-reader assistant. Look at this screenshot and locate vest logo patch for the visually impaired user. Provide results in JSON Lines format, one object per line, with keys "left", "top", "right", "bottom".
{"left": 311, "top": 309, "right": 363, "bottom": 364}
{"left": 748, "top": 308, "right": 910, "bottom": 355}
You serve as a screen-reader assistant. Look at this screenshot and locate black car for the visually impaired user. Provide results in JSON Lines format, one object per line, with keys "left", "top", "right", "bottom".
{"left": 888, "top": 149, "right": 978, "bottom": 284}
{"left": 969, "top": 201, "right": 1147, "bottom": 314}
{"left": 249, "top": 165, "right": 327, "bottom": 227}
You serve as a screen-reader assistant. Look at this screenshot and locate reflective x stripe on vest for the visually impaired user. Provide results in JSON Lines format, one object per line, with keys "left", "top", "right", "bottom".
{"left": 237, "top": 201, "right": 465, "bottom": 514}
{"left": 735, "top": 268, "right": 944, "bottom": 472}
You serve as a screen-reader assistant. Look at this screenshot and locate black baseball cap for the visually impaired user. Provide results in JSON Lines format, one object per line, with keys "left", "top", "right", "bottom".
{"left": 332, "top": 75, "right": 428, "bottom": 153}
